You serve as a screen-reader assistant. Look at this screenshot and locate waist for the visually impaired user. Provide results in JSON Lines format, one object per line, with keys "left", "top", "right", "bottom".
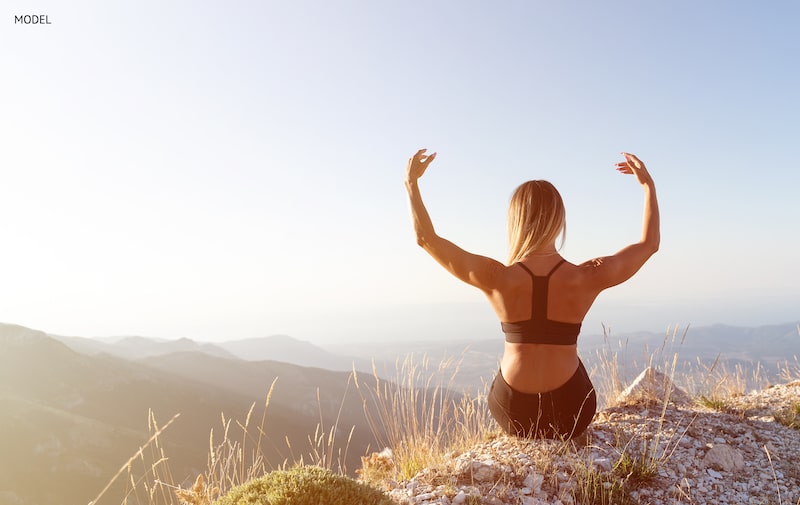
{"left": 501, "top": 343, "right": 579, "bottom": 393}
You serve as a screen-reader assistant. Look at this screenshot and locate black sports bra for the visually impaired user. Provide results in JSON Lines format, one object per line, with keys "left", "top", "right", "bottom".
{"left": 501, "top": 259, "right": 582, "bottom": 345}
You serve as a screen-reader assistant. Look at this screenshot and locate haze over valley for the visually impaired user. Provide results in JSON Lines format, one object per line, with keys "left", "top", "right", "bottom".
{"left": 2, "top": 319, "right": 798, "bottom": 505}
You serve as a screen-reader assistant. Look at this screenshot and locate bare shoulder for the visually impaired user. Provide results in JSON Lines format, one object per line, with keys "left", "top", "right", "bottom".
{"left": 553, "top": 258, "right": 606, "bottom": 294}
{"left": 576, "top": 257, "right": 605, "bottom": 272}
{"left": 492, "top": 262, "right": 528, "bottom": 291}
{"left": 575, "top": 256, "right": 607, "bottom": 275}
{"left": 572, "top": 255, "right": 635, "bottom": 292}
{"left": 549, "top": 259, "right": 608, "bottom": 314}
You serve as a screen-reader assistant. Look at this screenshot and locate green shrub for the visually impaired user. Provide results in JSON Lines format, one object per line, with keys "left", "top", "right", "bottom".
{"left": 571, "top": 464, "right": 636, "bottom": 505}
{"left": 213, "top": 466, "right": 394, "bottom": 505}
{"left": 613, "top": 452, "right": 658, "bottom": 485}
{"left": 774, "top": 401, "right": 800, "bottom": 430}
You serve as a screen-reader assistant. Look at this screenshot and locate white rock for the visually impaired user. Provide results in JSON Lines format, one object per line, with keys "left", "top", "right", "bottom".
{"left": 471, "top": 462, "right": 499, "bottom": 482}
{"left": 523, "top": 471, "right": 543, "bottom": 491}
{"left": 703, "top": 444, "right": 745, "bottom": 472}
{"left": 616, "top": 366, "right": 692, "bottom": 405}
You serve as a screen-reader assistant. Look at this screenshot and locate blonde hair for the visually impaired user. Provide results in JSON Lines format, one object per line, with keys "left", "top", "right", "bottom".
{"left": 507, "top": 180, "right": 566, "bottom": 264}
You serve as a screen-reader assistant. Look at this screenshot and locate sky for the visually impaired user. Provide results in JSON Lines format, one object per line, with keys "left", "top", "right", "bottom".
{"left": 1, "top": 1, "right": 798, "bottom": 345}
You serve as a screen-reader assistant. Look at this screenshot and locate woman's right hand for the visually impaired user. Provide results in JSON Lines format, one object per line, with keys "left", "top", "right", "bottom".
{"left": 616, "top": 152, "right": 653, "bottom": 186}
{"left": 585, "top": 152, "right": 660, "bottom": 293}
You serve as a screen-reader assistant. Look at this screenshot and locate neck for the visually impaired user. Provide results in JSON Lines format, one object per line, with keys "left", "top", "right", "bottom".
{"left": 526, "top": 248, "right": 559, "bottom": 258}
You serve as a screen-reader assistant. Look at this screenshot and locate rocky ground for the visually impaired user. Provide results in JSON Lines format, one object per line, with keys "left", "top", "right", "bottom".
{"left": 380, "top": 376, "right": 800, "bottom": 505}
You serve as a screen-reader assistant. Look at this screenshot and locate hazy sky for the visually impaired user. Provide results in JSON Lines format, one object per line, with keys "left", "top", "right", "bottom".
{"left": 2, "top": 1, "right": 798, "bottom": 344}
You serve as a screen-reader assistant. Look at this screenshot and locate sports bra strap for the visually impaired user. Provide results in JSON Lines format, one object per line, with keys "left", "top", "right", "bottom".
{"left": 545, "top": 258, "right": 567, "bottom": 277}
{"left": 516, "top": 258, "right": 566, "bottom": 324}
{"left": 516, "top": 262, "right": 534, "bottom": 277}
{"left": 503, "top": 258, "right": 580, "bottom": 344}
{"left": 515, "top": 258, "right": 566, "bottom": 278}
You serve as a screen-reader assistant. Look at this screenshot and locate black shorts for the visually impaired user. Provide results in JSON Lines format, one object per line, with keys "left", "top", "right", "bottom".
{"left": 487, "top": 359, "right": 596, "bottom": 439}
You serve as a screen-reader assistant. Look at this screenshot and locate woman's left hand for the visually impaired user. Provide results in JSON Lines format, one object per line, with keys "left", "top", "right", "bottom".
{"left": 406, "top": 148, "right": 437, "bottom": 184}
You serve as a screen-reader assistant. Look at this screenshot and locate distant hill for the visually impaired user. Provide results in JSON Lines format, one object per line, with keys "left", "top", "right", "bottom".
{"left": 0, "top": 323, "right": 381, "bottom": 505}
{"left": 2, "top": 320, "right": 797, "bottom": 504}
{"left": 39, "top": 320, "right": 800, "bottom": 395}
{"left": 0, "top": 324, "right": 243, "bottom": 505}
{"left": 139, "top": 351, "right": 378, "bottom": 442}
{"left": 324, "top": 322, "right": 800, "bottom": 393}
{"left": 51, "top": 332, "right": 237, "bottom": 360}
{"left": 576, "top": 322, "right": 800, "bottom": 370}
{"left": 217, "top": 334, "right": 373, "bottom": 372}
{"left": 51, "top": 330, "right": 373, "bottom": 373}
{"left": 327, "top": 322, "right": 800, "bottom": 364}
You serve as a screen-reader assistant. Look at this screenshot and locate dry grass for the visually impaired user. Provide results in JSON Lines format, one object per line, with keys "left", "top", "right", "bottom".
{"left": 354, "top": 353, "right": 494, "bottom": 482}
{"left": 570, "top": 459, "right": 638, "bottom": 505}
{"left": 591, "top": 324, "right": 690, "bottom": 408}
{"left": 92, "top": 375, "right": 361, "bottom": 505}
{"left": 354, "top": 324, "right": 799, "bottom": 502}
{"left": 88, "top": 410, "right": 180, "bottom": 505}
{"left": 95, "top": 323, "right": 800, "bottom": 505}
{"left": 774, "top": 401, "right": 800, "bottom": 430}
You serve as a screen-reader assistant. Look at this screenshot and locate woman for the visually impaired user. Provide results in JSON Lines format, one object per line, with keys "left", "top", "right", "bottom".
{"left": 405, "top": 149, "right": 659, "bottom": 439}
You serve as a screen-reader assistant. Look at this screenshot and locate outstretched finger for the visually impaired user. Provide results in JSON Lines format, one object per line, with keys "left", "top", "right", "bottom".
{"left": 621, "top": 152, "right": 645, "bottom": 169}
{"left": 615, "top": 160, "right": 634, "bottom": 173}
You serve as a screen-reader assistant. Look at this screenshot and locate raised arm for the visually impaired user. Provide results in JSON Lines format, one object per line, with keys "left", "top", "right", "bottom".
{"left": 405, "top": 149, "right": 506, "bottom": 293}
{"left": 583, "top": 152, "right": 660, "bottom": 290}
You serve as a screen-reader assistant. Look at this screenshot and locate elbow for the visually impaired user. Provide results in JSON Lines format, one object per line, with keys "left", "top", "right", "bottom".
{"left": 638, "top": 236, "right": 659, "bottom": 257}
{"left": 648, "top": 236, "right": 660, "bottom": 255}
{"left": 643, "top": 227, "right": 660, "bottom": 255}
{"left": 414, "top": 231, "right": 439, "bottom": 251}
{"left": 414, "top": 231, "right": 431, "bottom": 249}
{"left": 412, "top": 222, "right": 437, "bottom": 249}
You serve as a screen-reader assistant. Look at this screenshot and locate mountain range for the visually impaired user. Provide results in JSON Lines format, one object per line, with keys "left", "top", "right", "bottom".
{"left": 54, "top": 331, "right": 373, "bottom": 372}
{"left": 0, "top": 324, "right": 383, "bottom": 505}
{"left": 1, "top": 320, "right": 797, "bottom": 505}
{"left": 47, "top": 321, "right": 800, "bottom": 387}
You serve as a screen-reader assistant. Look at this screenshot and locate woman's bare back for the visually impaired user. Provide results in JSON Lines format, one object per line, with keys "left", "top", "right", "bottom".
{"left": 487, "top": 256, "right": 599, "bottom": 393}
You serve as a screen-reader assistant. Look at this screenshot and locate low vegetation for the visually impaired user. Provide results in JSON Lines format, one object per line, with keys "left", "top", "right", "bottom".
{"left": 213, "top": 466, "right": 393, "bottom": 505}
{"left": 571, "top": 461, "right": 638, "bottom": 505}
{"left": 353, "top": 354, "right": 494, "bottom": 481}
{"left": 774, "top": 401, "right": 800, "bottom": 430}
{"left": 92, "top": 325, "right": 800, "bottom": 505}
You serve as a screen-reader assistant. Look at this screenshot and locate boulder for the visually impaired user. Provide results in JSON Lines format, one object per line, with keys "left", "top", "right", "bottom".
{"left": 616, "top": 367, "right": 691, "bottom": 406}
